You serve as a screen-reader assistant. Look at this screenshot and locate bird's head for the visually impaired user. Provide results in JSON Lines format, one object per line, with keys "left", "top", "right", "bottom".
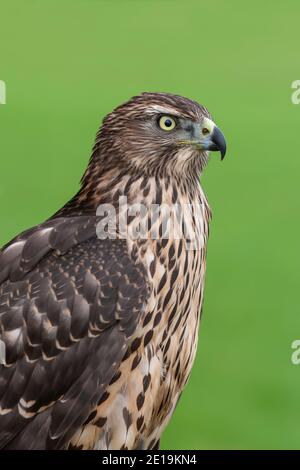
{"left": 64, "top": 93, "right": 227, "bottom": 214}
{"left": 94, "top": 92, "right": 226, "bottom": 176}
{"left": 80, "top": 92, "right": 226, "bottom": 200}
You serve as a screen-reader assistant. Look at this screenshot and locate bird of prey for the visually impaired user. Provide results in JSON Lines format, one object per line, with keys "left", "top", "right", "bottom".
{"left": 0, "top": 92, "right": 226, "bottom": 450}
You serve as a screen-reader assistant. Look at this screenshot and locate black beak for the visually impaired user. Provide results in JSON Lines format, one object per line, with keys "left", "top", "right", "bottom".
{"left": 208, "top": 126, "right": 227, "bottom": 160}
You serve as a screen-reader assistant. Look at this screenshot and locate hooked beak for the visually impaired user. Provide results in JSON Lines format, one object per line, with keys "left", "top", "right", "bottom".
{"left": 206, "top": 126, "right": 227, "bottom": 160}
{"left": 177, "top": 117, "right": 227, "bottom": 160}
{"left": 202, "top": 117, "right": 227, "bottom": 160}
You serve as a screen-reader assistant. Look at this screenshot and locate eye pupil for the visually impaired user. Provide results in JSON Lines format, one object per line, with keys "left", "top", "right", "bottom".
{"left": 164, "top": 119, "right": 172, "bottom": 127}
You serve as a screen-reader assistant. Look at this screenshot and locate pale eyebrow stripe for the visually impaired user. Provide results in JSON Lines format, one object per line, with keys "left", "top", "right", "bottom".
{"left": 144, "top": 104, "right": 182, "bottom": 116}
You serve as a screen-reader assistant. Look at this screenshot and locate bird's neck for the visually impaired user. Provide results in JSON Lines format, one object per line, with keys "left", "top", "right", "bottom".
{"left": 54, "top": 170, "right": 211, "bottom": 266}
{"left": 56, "top": 168, "right": 207, "bottom": 218}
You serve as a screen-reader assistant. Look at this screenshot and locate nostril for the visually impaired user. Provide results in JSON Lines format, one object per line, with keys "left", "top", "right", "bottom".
{"left": 202, "top": 128, "right": 210, "bottom": 135}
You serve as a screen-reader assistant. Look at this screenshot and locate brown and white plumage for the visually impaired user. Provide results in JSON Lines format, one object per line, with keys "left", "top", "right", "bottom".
{"left": 0, "top": 92, "right": 226, "bottom": 449}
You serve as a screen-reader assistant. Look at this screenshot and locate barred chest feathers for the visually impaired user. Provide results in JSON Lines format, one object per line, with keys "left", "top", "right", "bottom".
{"left": 130, "top": 176, "right": 210, "bottom": 444}
{"left": 77, "top": 175, "right": 211, "bottom": 450}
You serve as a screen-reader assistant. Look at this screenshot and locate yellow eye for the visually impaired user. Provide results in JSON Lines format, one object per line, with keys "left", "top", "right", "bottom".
{"left": 158, "top": 115, "right": 176, "bottom": 131}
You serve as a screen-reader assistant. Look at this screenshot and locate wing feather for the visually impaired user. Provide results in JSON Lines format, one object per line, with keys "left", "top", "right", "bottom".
{"left": 0, "top": 216, "right": 150, "bottom": 449}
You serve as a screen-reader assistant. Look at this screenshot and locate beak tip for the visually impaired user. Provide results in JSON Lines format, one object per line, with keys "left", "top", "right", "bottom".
{"left": 211, "top": 126, "right": 227, "bottom": 161}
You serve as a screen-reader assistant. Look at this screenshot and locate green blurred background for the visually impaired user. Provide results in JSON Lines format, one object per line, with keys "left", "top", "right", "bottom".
{"left": 0, "top": 0, "right": 300, "bottom": 450}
